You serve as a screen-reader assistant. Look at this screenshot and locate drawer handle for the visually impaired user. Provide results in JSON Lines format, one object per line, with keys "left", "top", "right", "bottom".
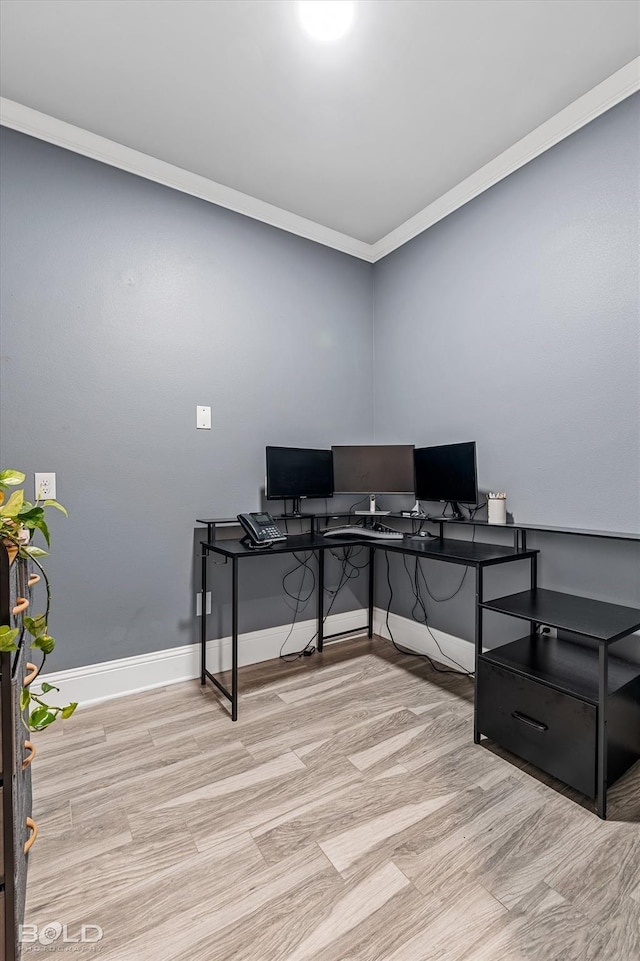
{"left": 512, "top": 710, "right": 548, "bottom": 733}
{"left": 23, "top": 739, "right": 37, "bottom": 770}
{"left": 24, "top": 817, "right": 38, "bottom": 854}
{"left": 13, "top": 596, "right": 29, "bottom": 615}
{"left": 23, "top": 662, "right": 39, "bottom": 686}
{"left": 28, "top": 573, "right": 41, "bottom": 587}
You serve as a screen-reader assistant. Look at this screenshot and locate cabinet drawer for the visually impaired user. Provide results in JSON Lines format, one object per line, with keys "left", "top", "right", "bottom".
{"left": 477, "top": 658, "right": 597, "bottom": 797}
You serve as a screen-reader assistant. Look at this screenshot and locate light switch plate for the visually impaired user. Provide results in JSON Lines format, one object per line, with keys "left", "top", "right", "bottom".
{"left": 196, "top": 406, "right": 211, "bottom": 429}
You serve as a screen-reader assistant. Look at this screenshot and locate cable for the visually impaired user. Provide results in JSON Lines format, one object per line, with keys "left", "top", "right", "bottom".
{"left": 384, "top": 553, "right": 473, "bottom": 678}
{"left": 465, "top": 500, "right": 487, "bottom": 520}
{"left": 279, "top": 551, "right": 316, "bottom": 661}
{"left": 279, "top": 544, "right": 368, "bottom": 661}
{"left": 279, "top": 547, "right": 368, "bottom": 662}
{"left": 325, "top": 544, "right": 367, "bottom": 612}
{"left": 416, "top": 555, "right": 468, "bottom": 603}
{"left": 282, "top": 552, "right": 316, "bottom": 608}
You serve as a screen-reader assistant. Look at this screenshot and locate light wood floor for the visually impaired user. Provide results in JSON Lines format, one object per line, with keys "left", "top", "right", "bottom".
{"left": 23, "top": 636, "right": 640, "bottom": 960}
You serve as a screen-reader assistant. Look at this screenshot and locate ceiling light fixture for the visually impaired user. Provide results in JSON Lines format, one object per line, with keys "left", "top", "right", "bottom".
{"left": 297, "top": 1, "right": 356, "bottom": 43}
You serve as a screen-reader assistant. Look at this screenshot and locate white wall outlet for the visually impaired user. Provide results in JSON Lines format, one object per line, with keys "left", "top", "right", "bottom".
{"left": 538, "top": 624, "right": 558, "bottom": 639}
{"left": 196, "top": 591, "right": 212, "bottom": 616}
{"left": 196, "top": 406, "right": 211, "bottom": 429}
{"left": 35, "top": 472, "right": 56, "bottom": 500}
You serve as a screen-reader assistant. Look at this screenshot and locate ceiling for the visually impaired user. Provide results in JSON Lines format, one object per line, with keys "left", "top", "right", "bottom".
{"left": 1, "top": 0, "right": 638, "bottom": 252}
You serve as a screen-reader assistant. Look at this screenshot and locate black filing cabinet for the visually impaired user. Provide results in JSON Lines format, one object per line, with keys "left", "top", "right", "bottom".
{"left": 476, "top": 589, "right": 640, "bottom": 819}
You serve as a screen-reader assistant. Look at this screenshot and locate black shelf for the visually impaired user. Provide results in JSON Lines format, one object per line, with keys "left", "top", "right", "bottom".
{"left": 480, "top": 588, "right": 640, "bottom": 643}
{"left": 196, "top": 514, "right": 313, "bottom": 525}
{"left": 392, "top": 514, "right": 640, "bottom": 542}
{"left": 481, "top": 636, "right": 640, "bottom": 705}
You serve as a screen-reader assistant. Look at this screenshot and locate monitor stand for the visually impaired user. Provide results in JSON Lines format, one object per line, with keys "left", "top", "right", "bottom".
{"left": 430, "top": 501, "right": 464, "bottom": 520}
{"left": 355, "top": 494, "right": 390, "bottom": 516}
{"left": 280, "top": 498, "right": 303, "bottom": 518}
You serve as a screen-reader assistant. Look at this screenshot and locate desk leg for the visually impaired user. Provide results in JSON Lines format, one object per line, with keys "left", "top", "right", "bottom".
{"left": 597, "top": 642, "right": 608, "bottom": 819}
{"left": 473, "top": 565, "right": 483, "bottom": 744}
{"left": 368, "top": 548, "right": 375, "bottom": 639}
{"left": 317, "top": 549, "right": 325, "bottom": 652}
{"left": 530, "top": 551, "right": 538, "bottom": 636}
{"left": 200, "top": 547, "right": 207, "bottom": 685}
{"left": 231, "top": 556, "right": 238, "bottom": 722}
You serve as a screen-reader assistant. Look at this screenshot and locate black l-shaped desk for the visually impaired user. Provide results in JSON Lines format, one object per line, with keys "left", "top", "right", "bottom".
{"left": 196, "top": 513, "right": 640, "bottom": 819}
{"left": 196, "top": 515, "right": 538, "bottom": 721}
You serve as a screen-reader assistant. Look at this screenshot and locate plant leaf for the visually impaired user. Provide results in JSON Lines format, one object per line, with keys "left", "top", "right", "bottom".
{"left": 20, "top": 688, "right": 31, "bottom": 712}
{"left": 32, "top": 634, "right": 56, "bottom": 655}
{"left": 61, "top": 702, "right": 78, "bottom": 720}
{"left": 43, "top": 499, "right": 68, "bottom": 517}
{"left": 0, "top": 469, "right": 25, "bottom": 486}
{"left": 32, "top": 517, "right": 51, "bottom": 546}
{"left": 0, "top": 625, "right": 19, "bottom": 651}
{"left": 22, "top": 545, "right": 49, "bottom": 558}
{"left": 29, "top": 706, "right": 57, "bottom": 730}
{"left": 24, "top": 614, "right": 47, "bottom": 637}
{"left": 29, "top": 705, "right": 50, "bottom": 725}
{"left": 39, "top": 681, "right": 58, "bottom": 694}
{"left": 0, "top": 489, "right": 24, "bottom": 517}
{"left": 17, "top": 506, "right": 44, "bottom": 523}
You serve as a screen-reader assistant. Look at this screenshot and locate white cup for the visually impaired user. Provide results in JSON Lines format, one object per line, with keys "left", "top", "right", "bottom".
{"left": 488, "top": 497, "right": 507, "bottom": 524}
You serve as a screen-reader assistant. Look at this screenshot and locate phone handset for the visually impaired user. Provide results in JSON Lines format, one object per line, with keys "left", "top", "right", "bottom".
{"left": 237, "top": 512, "right": 286, "bottom": 548}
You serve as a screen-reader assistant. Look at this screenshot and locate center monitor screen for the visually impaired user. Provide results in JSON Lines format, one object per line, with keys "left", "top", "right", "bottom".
{"left": 331, "top": 445, "right": 415, "bottom": 494}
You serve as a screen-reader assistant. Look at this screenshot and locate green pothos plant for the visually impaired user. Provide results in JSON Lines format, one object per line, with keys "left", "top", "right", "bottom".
{"left": 0, "top": 468, "right": 77, "bottom": 730}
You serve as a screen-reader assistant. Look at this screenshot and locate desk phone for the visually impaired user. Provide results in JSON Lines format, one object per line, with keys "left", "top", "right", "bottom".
{"left": 237, "top": 512, "right": 286, "bottom": 546}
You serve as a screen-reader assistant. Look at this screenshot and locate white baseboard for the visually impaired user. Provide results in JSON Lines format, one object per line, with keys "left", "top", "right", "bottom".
{"left": 39, "top": 607, "right": 472, "bottom": 709}
{"left": 39, "top": 608, "right": 371, "bottom": 708}
{"left": 373, "top": 609, "right": 474, "bottom": 674}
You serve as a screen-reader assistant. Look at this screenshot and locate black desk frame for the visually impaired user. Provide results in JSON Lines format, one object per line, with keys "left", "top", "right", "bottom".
{"left": 197, "top": 516, "right": 537, "bottom": 724}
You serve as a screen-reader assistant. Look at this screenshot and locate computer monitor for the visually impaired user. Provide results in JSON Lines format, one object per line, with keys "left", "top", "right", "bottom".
{"left": 265, "top": 446, "right": 333, "bottom": 514}
{"left": 331, "top": 445, "right": 415, "bottom": 513}
{"left": 413, "top": 441, "right": 478, "bottom": 517}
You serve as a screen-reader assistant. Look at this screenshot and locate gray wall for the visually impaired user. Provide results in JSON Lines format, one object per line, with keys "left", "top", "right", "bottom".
{"left": 1, "top": 93, "right": 639, "bottom": 673}
{"left": 372, "top": 94, "right": 640, "bottom": 651}
{"left": 0, "top": 129, "right": 374, "bottom": 670}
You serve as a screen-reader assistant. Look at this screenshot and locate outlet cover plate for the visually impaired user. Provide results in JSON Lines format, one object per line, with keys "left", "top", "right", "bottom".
{"left": 35, "top": 472, "right": 56, "bottom": 500}
{"left": 196, "top": 591, "right": 212, "bottom": 616}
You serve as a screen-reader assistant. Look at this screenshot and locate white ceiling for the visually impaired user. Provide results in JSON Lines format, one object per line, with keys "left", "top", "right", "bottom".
{"left": 1, "top": 0, "right": 639, "bottom": 248}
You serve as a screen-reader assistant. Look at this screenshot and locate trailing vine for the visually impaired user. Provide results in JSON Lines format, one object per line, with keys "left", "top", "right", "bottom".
{"left": 0, "top": 468, "right": 77, "bottom": 730}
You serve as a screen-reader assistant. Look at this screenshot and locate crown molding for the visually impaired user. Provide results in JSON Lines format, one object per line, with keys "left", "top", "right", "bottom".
{"left": 0, "top": 97, "right": 373, "bottom": 262}
{"left": 370, "top": 58, "right": 640, "bottom": 262}
{"left": 1, "top": 57, "right": 638, "bottom": 265}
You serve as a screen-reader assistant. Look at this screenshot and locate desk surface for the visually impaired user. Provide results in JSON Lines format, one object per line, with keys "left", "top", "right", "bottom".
{"left": 202, "top": 532, "right": 537, "bottom": 566}
{"left": 202, "top": 532, "right": 358, "bottom": 558}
